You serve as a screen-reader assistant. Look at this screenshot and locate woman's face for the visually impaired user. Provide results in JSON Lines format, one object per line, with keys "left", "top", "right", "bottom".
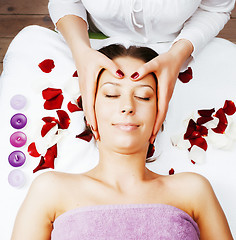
{"left": 95, "top": 56, "right": 157, "bottom": 155}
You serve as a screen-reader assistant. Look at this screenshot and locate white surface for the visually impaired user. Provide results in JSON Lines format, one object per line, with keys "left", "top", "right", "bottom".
{"left": 0, "top": 25, "right": 236, "bottom": 239}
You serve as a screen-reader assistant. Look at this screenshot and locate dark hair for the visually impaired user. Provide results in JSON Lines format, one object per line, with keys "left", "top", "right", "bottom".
{"left": 88, "top": 44, "right": 159, "bottom": 162}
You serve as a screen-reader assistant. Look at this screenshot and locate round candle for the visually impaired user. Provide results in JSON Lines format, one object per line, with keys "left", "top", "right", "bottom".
{"left": 8, "top": 169, "right": 26, "bottom": 188}
{"left": 10, "top": 131, "right": 27, "bottom": 147}
{"left": 10, "top": 94, "right": 27, "bottom": 110}
{"left": 8, "top": 151, "right": 26, "bottom": 167}
{"left": 10, "top": 113, "right": 27, "bottom": 129}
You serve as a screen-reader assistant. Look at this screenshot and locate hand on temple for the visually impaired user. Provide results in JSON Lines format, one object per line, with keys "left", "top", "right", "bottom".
{"left": 130, "top": 39, "right": 194, "bottom": 143}
{"left": 75, "top": 47, "right": 124, "bottom": 139}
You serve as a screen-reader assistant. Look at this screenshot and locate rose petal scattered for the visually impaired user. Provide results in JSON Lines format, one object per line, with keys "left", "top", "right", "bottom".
{"left": 223, "top": 100, "right": 236, "bottom": 116}
{"left": 42, "top": 88, "right": 62, "bottom": 100}
{"left": 73, "top": 71, "right": 78, "bottom": 77}
{"left": 147, "top": 144, "right": 155, "bottom": 158}
{"left": 33, "top": 144, "right": 57, "bottom": 173}
{"left": 38, "top": 59, "right": 55, "bottom": 73}
{"left": 189, "top": 137, "right": 208, "bottom": 151}
{"left": 56, "top": 110, "right": 71, "bottom": 129}
{"left": 197, "top": 116, "right": 214, "bottom": 125}
{"left": 76, "top": 129, "right": 93, "bottom": 142}
{"left": 212, "top": 108, "right": 227, "bottom": 134}
{"left": 28, "top": 142, "right": 41, "bottom": 157}
{"left": 77, "top": 96, "right": 83, "bottom": 110}
{"left": 178, "top": 67, "right": 193, "bottom": 83}
{"left": 68, "top": 101, "right": 81, "bottom": 113}
{"left": 169, "top": 168, "right": 175, "bottom": 175}
{"left": 41, "top": 122, "right": 57, "bottom": 137}
{"left": 198, "top": 108, "right": 215, "bottom": 117}
{"left": 43, "top": 94, "right": 64, "bottom": 110}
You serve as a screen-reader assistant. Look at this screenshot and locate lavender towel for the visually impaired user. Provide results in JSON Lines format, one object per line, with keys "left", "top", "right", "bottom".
{"left": 51, "top": 204, "right": 200, "bottom": 239}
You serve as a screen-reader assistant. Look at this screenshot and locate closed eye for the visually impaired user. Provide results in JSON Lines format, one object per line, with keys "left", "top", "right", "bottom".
{"left": 105, "top": 94, "right": 120, "bottom": 98}
{"left": 135, "top": 96, "right": 150, "bottom": 101}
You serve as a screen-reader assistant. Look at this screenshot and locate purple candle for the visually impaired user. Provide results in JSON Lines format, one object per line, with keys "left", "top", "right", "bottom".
{"left": 8, "top": 169, "right": 26, "bottom": 188}
{"left": 10, "top": 131, "right": 27, "bottom": 147}
{"left": 10, "top": 113, "right": 27, "bottom": 129}
{"left": 8, "top": 151, "right": 26, "bottom": 167}
{"left": 10, "top": 94, "right": 27, "bottom": 110}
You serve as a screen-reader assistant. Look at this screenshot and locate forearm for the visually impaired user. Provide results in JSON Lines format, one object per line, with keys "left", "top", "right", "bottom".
{"left": 168, "top": 39, "right": 194, "bottom": 69}
{"left": 56, "top": 15, "right": 91, "bottom": 62}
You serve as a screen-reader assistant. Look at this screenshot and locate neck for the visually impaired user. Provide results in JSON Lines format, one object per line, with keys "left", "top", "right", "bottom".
{"left": 91, "top": 145, "right": 153, "bottom": 193}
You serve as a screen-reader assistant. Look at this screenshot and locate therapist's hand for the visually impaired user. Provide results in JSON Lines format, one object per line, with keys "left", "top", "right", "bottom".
{"left": 130, "top": 39, "right": 193, "bottom": 143}
{"left": 76, "top": 47, "right": 124, "bottom": 139}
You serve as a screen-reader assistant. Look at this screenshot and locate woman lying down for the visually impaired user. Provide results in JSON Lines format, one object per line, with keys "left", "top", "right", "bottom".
{"left": 11, "top": 44, "right": 233, "bottom": 240}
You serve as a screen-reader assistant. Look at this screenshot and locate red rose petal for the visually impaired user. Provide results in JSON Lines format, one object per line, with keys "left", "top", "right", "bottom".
{"left": 42, "top": 88, "right": 62, "bottom": 100}
{"left": 73, "top": 71, "right": 78, "bottom": 77}
{"left": 77, "top": 96, "right": 83, "bottom": 111}
{"left": 76, "top": 129, "right": 93, "bottom": 142}
{"left": 196, "top": 116, "right": 214, "bottom": 125}
{"left": 67, "top": 101, "right": 81, "bottom": 113}
{"left": 42, "top": 116, "right": 58, "bottom": 123}
{"left": 178, "top": 67, "right": 193, "bottom": 83}
{"left": 198, "top": 108, "right": 215, "bottom": 117}
{"left": 169, "top": 168, "right": 175, "bottom": 175}
{"left": 189, "top": 137, "right": 208, "bottom": 151}
{"left": 191, "top": 160, "right": 196, "bottom": 164}
{"left": 33, "top": 144, "right": 57, "bottom": 173}
{"left": 56, "top": 110, "right": 71, "bottom": 129}
{"left": 223, "top": 100, "right": 236, "bottom": 116}
{"left": 28, "top": 142, "right": 41, "bottom": 157}
{"left": 44, "top": 94, "right": 64, "bottom": 110}
{"left": 41, "top": 122, "right": 57, "bottom": 137}
{"left": 38, "top": 59, "right": 55, "bottom": 73}
{"left": 184, "top": 119, "right": 196, "bottom": 139}
{"left": 212, "top": 108, "right": 228, "bottom": 134}
{"left": 196, "top": 125, "right": 208, "bottom": 137}
{"left": 147, "top": 144, "right": 155, "bottom": 158}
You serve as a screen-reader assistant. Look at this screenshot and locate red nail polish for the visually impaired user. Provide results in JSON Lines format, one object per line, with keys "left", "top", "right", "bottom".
{"left": 116, "top": 69, "right": 124, "bottom": 78}
{"left": 131, "top": 72, "right": 139, "bottom": 79}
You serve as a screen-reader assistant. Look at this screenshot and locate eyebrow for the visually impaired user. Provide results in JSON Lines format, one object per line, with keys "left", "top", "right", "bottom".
{"left": 101, "top": 82, "right": 155, "bottom": 91}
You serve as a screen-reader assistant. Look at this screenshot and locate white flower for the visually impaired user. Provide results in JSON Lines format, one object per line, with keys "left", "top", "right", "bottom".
{"left": 170, "top": 133, "right": 191, "bottom": 150}
{"left": 63, "top": 77, "right": 80, "bottom": 99}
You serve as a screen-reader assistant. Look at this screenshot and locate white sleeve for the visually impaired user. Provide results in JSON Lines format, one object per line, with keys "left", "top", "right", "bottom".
{"left": 48, "top": 0, "right": 88, "bottom": 28}
{"left": 173, "top": 0, "right": 235, "bottom": 57}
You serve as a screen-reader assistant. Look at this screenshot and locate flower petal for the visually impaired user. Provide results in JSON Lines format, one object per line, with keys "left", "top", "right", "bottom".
{"left": 184, "top": 119, "right": 196, "bottom": 139}
{"left": 77, "top": 96, "right": 83, "bottom": 111}
{"left": 198, "top": 108, "right": 215, "bottom": 117}
{"left": 223, "top": 100, "right": 236, "bottom": 116}
{"left": 196, "top": 125, "right": 208, "bottom": 137}
{"left": 171, "top": 133, "right": 191, "bottom": 150}
{"left": 178, "top": 67, "right": 193, "bottom": 83}
{"left": 212, "top": 108, "right": 227, "bottom": 134}
{"left": 44, "top": 94, "right": 64, "bottom": 110}
{"left": 28, "top": 142, "right": 41, "bottom": 157}
{"left": 76, "top": 129, "right": 93, "bottom": 142}
{"left": 38, "top": 59, "right": 55, "bottom": 73}
{"left": 42, "top": 116, "right": 58, "bottom": 123}
{"left": 42, "top": 88, "right": 62, "bottom": 100}
{"left": 73, "top": 71, "right": 78, "bottom": 77}
{"left": 189, "top": 137, "right": 208, "bottom": 151}
{"left": 197, "top": 116, "right": 214, "bottom": 125}
{"left": 147, "top": 144, "right": 155, "bottom": 158}
{"left": 56, "top": 110, "right": 71, "bottom": 129}
{"left": 169, "top": 168, "right": 175, "bottom": 175}
{"left": 33, "top": 144, "right": 57, "bottom": 173}
{"left": 67, "top": 101, "right": 81, "bottom": 113}
{"left": 41, "top": 122, "right": 57, "bottom": 137}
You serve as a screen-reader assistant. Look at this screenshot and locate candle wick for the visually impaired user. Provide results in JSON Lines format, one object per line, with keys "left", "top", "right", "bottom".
{"left": 15, "top": 155, "right": 19, "bottom": 161}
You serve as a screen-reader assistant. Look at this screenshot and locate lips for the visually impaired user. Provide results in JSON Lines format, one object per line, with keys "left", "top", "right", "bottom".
{"left": 112, "top": 123, "right": 140, "bottom": 131}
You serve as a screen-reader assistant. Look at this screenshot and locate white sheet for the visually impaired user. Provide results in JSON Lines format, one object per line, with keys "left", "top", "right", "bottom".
{"left": 0, "top": 25, "right": 236, "bottom": 239}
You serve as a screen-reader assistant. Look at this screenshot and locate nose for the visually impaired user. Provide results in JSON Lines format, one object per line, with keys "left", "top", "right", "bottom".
{"left": 120, "top": 95, "right": 135, "bottom": 115}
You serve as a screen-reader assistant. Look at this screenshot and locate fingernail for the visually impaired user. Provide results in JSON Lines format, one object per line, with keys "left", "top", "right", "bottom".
{"left": 131, "top": 72, "right": 139, "bottom": 80}
{"left": 116, "top": 69, "right": 124, "bottom": 78}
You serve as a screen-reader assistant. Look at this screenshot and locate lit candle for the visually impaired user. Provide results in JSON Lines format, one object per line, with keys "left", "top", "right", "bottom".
{"left": 10, "top": 94, "right": 27, "bottom": 110}
{"left": 8, "top": 151, "right": 26, "bottom": 167}
{"left": 10, "top": 113, "right": 27, "bottom": 129}
{"left": 10, "top": 131, "right": 27, "bottom": 147}
{"left": 8, "top": 169, "right": 26, "bottom": 188}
